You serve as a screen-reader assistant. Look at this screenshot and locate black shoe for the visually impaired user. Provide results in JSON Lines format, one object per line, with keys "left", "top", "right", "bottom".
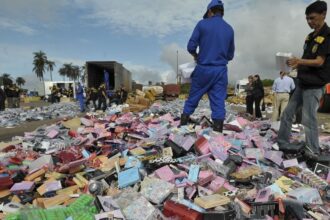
{"left": 278, "top": 141, "right": 305, "bottom": 154}
{"left": 213, "top": 120, "right": 223, "bottom": 133}
{"left": 180, "top": 114, "right": 190, "bottom": 126}
{"left": 303, "top": 150, "right": 320, "bottom": 160}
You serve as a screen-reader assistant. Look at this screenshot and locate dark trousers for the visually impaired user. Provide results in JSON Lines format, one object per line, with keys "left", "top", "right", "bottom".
{"left": 246, "top": 95, "right": 254, "bottom": 115}
{"left": 0, "top": 100, "right": 5, "bottom": 111}
{"left": 254, "top": 96, "right": 263, "bottom": 118}
{"left": 295, "top": 107, "right": 302, "bottom": 124}
{"left": 51, "top": 94, "right": 56, "bottom": 103}
{"left": 98, "top": 98, "right": 107, "bottom": 111}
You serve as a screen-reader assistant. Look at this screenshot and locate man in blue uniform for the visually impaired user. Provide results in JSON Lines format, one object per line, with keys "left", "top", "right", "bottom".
{"left": 181, "top": 0, "right": 235, "bottom": 133}
{"left": 76, "top": 82, "right": 85, "bottom": 112}
{"left": 278, "top": 1, "right": 330, "bottom": 156}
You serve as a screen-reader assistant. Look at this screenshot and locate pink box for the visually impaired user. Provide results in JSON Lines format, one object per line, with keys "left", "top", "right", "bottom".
{"left": 81, "top": 118, "right": 94, "bottom": 127}
{"left": 181, "top": 136, "right": 195, "bottom": 151}
{"left": 223, "top": 182, "right": 238, "bottom": 192}
{"left": 264, "top": 151, "right": 283, "bottom": 166}
{"left": 198, "top": 171, "right": 214, "bottom": 186}
{"left": 208, "top": 176, "right": 225, "bottom": 192}
{"left": 47, "top": 130, "right": 59, "bottom": 139}
{"left": 282, "top": 158, "right": 299, "bottom": 168}
{"left": 155, "top": 165, "right": 175, "bottom": 182}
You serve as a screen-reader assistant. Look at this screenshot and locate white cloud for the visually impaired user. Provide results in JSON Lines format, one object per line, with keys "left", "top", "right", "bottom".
{"left": 76, "top": 0, "right": 315, "bottom": 82}
{"left": 158, "top": 0, "right": 317, "bottom": 83}
{"left": 75, "top": 0, "right": 206, "bottom": 37}
{"left": 0, "top": 0, "right": 68, "bottom": 22}
{"left": 124, "top": 62, "right": 175, "bottom": 84}
{"left": 0, "top": 18, "right": 37, "bottom": 35}
{"left": 226, "top": 0, "right": 311, "bottom": 82}
{"left": 160, "top": 43, "right": 194, "bottom": 71}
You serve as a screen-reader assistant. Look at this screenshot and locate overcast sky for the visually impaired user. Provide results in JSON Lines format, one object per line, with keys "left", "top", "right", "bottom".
{"left": 0, "top": 0, "right": 322, "bottom": 91}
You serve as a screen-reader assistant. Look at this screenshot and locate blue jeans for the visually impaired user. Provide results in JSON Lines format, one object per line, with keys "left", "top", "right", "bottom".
{"left": 277, "top": 83, "right": 323, "bottom": 153}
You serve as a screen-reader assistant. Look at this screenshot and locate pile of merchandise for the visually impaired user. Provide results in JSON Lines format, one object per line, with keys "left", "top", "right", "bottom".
{"left": 0, "top": 100, "right": 329, "bottom": 220}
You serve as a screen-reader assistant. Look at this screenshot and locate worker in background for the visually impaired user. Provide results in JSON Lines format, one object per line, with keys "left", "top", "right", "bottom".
{"left": 76, "top": 82, "right": 85, "bottom": 112}
{"left": 86, "top": 87, "right": 98, "bottom": 110}
{"left": 12, "top": 84, "right": 20, "bottom": 108}
{"left": 0, "top": 85, "right": 6, "bottom": 111}
{"left": 68, "top": 85, "right": 73, "bottom": 98}
{"left": 98, "top": 83, "right": 107, "bottom": 111}
{"left": 271, "top": 71, "right": 295, "bottom": 121}
{"left": 51, "top": 85, "right": 58, "bottom": 103}
{"left": 181, "top": 0, "right": 235, "bottom": 133}
{"left": 278, "top": 1, "right": 330, "bottom": 156}
{"left": 252, "top": 74, "right": 264, "bottom": 119}
{"left": 4, "top": 85, "right": 13, "bottom": 108}
{"left": 245, "top": 75, "right": 254, "bottom": 115}
{"left": 120, "top": 84, "right": 128, "bottom": 104}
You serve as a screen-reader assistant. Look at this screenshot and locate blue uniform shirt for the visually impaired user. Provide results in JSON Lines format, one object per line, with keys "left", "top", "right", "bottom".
{"left": 187, "top": 14, "right": 235, "bottom": 66}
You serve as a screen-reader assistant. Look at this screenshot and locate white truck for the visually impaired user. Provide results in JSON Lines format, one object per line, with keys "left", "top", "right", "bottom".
{"left": 44, "top": 81, "right": 76, "bottom": 99}
{"left": 234, "top": 79, "right": 249, "bottom": 96}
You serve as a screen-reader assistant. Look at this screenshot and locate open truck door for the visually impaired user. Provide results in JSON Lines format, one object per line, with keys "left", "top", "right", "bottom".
{"left": 318, "top": 83, "right": 330, "bottom": 113}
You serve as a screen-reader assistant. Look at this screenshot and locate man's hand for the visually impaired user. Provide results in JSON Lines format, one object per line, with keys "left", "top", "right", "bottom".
{"left": 192, "top": 53, "right": 198, "bottom": 62}
{"left": 287, "top": 57, "right": 300, "bottom": 69}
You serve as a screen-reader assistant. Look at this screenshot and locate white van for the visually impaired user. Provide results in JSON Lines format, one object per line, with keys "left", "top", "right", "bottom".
{"left": 234, "top": 79, "right": 249, "bottom": 96}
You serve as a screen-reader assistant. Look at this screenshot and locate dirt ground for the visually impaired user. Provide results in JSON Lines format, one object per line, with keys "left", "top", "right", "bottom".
{"left": 0, "top": 101, "right": 330, "bottom": 142}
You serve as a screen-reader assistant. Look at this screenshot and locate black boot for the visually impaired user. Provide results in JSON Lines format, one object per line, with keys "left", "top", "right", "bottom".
{"left": 213, "top": 120, "right": 223, "bottom": 133}
{"left": 180, "top": 114, "right": 190, "bottom": 126}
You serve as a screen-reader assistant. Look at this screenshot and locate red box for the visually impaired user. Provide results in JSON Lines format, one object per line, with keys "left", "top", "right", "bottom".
{"left": 164, "top": 84, "right": 180, "bottom": 96}
{"left": 195, "top": 136, "right": 210, "bottom": 155}
{"left": 163, "top": 200, "right": 203, "bottom": 220}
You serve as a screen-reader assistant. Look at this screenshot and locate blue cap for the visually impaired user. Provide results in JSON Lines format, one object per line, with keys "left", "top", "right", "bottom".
{"left": 203, "top": 0, "right": 224, "bottom": 19}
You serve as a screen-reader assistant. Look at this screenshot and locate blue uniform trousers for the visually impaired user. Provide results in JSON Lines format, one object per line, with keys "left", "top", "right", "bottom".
{"left": 183, "top": 65, "right": 228, "bottom": 120}
{"left": 77, "top": 95, "right": 85, "bottom": 112}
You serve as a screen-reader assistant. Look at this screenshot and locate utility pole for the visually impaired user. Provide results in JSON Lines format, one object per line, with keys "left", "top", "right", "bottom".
{"left": 176, "top": 50, "right": 179, "bottom": 84}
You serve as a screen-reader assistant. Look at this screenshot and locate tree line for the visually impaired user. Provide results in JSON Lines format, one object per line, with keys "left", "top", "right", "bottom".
{"left": 0, "top": 74, "right": 26, "bottom": 88}
{"left": 1, "top": 50, "right": 85, "bottom": 95}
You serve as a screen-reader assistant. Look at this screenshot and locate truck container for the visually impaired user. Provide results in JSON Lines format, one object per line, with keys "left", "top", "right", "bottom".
{"left": 85, "top": 61, "right": 132, "bottom": 92}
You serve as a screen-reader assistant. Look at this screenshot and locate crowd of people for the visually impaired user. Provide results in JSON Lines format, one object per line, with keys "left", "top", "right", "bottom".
{"left": 76, "top": 83, "right": 128, "bottom": 113}
{"left": 0, "top": 84, "right": 21, "bottom": 111}
{"left": 49, "top": 85, "right": 74, "bottom": 104}
{"left": 245, "top": 74, "right": 265, "bottom": 120}
{"left": 181, "top": 0, "right": 329, "bottom": 158}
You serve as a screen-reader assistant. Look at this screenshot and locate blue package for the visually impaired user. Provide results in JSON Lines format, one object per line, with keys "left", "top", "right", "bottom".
{"left": 122, "top": 149, "right": 129, "bottom": 157}
{"left": 188, "top": 165, "right": 200, "bottom": 183}
{"left": 118, "top": 167, "right": 140, "bottom": 188}
{"left": 178, "top": 199, "right": 206, "bottom": 213}
{"left": 124, "top": 156, "right": 142, "bottom": 169}
{"left": 82, "top": 149, "right": 90, "bottom": 158}
{"left": 229, "top": 139, "right": 243, "bottom": 148}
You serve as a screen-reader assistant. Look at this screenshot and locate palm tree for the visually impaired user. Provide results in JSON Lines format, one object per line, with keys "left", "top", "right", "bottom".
{"left": 59, "top": 63, "right": 74, "bottom": 82}
{"left": 46, "top": 60, "right": 56, "bottom": 81}
{"left": 16, "top": 77, "right": 26, "bottom": 88}
{"left": 0, "top": 73, "right": 13, "bottom": 86}
{"left": 32, "top": 51, "right": 47, "bottom": 95}
{"left": 69, "top": 65, "right": 81, "bottom": 82}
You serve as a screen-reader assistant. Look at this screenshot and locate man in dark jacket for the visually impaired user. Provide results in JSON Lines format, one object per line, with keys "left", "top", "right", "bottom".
{"left": 5, "top": 85, "right": 14, "bottom": 108}
{"left": 98, "top": 84, "right": 107, "bottom": 111}
{"left": 252, "top": 74, "right": 264, "bottom": 119}
{"left": 0, "top": 86, "right": 6, "bottom": 111}
{"left": 278, "top": 1, "right": 330, "bottom": 156}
